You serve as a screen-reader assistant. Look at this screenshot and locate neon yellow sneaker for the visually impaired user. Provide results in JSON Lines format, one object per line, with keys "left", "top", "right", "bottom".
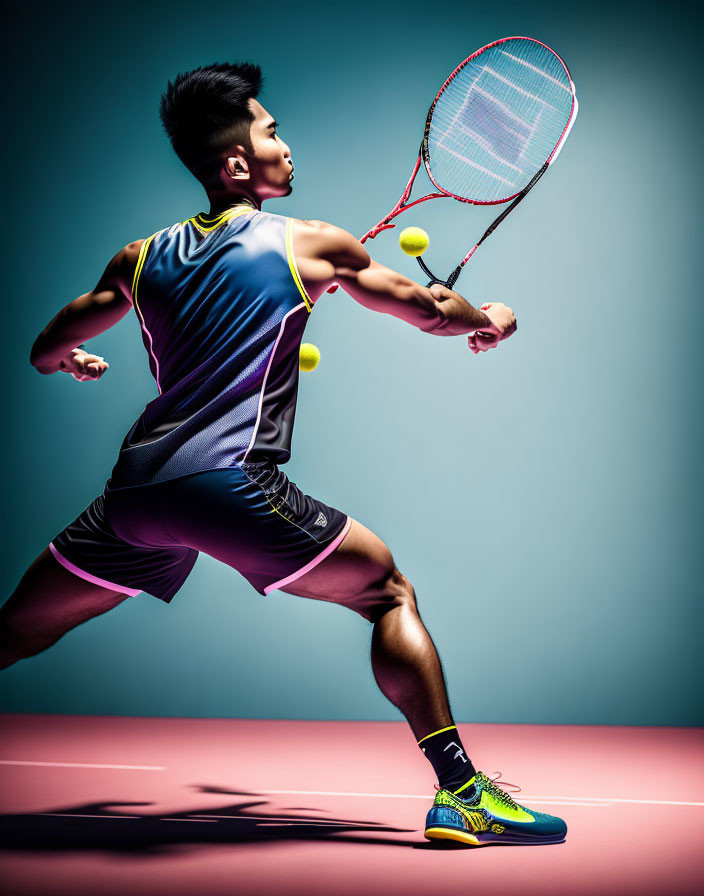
{"left": 424, "top": 770, "right": 567, "bottom": 846}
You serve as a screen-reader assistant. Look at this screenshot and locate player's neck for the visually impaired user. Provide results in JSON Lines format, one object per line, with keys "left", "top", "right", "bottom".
{"left": 205, "top": 192, "right": 261, "bottom": 216}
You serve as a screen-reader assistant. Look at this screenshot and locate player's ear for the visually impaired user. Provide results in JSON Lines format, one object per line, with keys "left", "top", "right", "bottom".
{"left": 225, "top": 154, "right": 250, "bottom": 181}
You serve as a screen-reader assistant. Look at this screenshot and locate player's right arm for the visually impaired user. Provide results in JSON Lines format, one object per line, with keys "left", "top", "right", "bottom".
{"left": 292, "top": 219, "right": 516, "bottom": 342}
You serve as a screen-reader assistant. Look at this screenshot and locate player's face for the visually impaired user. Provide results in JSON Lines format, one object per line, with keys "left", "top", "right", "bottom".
{"left": 246, "top": 99, "right": 293, "bottom": 199}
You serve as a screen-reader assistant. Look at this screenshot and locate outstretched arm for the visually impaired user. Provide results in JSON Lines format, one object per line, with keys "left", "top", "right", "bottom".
{"left": 292, "top": 219, "right": 516, "bottom": 343}
{"left": 30, "top": 241, "right": 143, "bottom": 375}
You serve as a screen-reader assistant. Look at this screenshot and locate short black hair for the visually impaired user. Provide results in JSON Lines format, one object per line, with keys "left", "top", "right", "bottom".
{"left": 159, "top": 61, "right": 263, "bottom": 184}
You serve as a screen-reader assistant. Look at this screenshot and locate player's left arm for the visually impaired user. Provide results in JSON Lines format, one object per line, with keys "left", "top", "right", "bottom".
{"left": 29, "top": 240, "right": 143, "bottom": 376}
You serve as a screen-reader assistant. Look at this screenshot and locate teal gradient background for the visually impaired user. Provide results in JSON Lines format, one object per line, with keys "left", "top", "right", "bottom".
{"left": 3, "top": 0, "right": 701, "bottom": 725}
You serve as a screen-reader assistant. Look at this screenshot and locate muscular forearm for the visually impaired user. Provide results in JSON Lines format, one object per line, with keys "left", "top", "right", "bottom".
{"left": 335, "top": 257, "right": 492, "bottom": 336}
{"left": 30, "top": 319, "right": 87, "bottom": 375}
{"left": 31, "top": 305, "right": 75, "bottom": 373}
{"left": 31, "top": 354, "right": 68, "bottom": 375}
{"left": 421, "top": 287, "right": 493, "bottom": 337}
{"left": 29, "top": 274, "right": 133, "bottom": 376}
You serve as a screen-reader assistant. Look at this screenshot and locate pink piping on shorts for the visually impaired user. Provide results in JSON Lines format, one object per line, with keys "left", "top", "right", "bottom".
{"left": 49, "top": 542, "right": 143, "bottom": 596}
{"left": 263, "top": 515, "right": 353, "bottom": 595}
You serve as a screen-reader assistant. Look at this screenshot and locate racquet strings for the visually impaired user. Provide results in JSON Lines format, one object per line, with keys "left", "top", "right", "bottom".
{"left": 427, "top": 38, "right": 574, "bottom": 203}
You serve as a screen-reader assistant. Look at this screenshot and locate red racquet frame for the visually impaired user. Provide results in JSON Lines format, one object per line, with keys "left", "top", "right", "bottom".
{"left": 328, "top": 36, "right": 578, "bottom": 295}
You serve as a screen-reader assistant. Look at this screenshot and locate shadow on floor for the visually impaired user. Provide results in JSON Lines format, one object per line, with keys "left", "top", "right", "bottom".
{"left": 0, "top": 783, "right": 417, "bottom": 854}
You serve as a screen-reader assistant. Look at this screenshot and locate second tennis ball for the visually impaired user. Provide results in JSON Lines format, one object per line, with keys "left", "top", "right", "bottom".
{"left": 399, "top": 226, "right": 429, "bottom": 256}
{"left": 299, "top": 343, "right": 320, "bottom": 372}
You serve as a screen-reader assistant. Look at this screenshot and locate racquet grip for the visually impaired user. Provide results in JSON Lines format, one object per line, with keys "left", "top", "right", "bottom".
{"left": 425, "top": 279, "right": 492, "bottom": 339}
{"left": 445, "top": 265, "right": 463, "bottom": 290}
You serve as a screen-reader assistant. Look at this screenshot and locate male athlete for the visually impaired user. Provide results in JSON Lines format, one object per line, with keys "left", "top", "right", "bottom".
{"left": 2, "top": 62, "right": 566, "bottom": 846}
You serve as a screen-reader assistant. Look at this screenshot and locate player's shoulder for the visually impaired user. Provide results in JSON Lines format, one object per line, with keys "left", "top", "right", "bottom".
{"left": 290, "top": 217, "right": 367, "bottom": 261}
{"left": 119, "top": 226, "right": 170, "bottom": 273}
{"left": 296, "top": 218, "right": 328, "bottom": 230}
{"left": 291, "top": 217, "right": 337, "bottom": 234}
{"left": 122, "top": 239, "right": 146, "bottom": 263}
{"left": 120, "top": 238, "right": 149, "bottom": 273}
{"left": 99, "top": 239, "right": 149, "bottom": 303}
{"left": 97, "top": 240, "right": 141, "bottom": 278}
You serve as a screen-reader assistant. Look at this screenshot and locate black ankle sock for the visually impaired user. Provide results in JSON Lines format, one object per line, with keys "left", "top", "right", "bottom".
{"left": 417, "top": 725, "right": 477, "bottom": 792}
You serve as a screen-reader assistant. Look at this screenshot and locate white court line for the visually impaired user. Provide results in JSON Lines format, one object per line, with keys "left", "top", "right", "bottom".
{"left": 8, "top": 766, "right": 702, "bottom": 808}
{"left": 0, "top": 760, "right": 165, "bottom": 770}
{"left": 255, "top": 789, "right": 704, "bottom": 808}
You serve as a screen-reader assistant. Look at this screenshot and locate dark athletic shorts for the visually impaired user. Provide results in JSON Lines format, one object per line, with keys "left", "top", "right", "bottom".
{"left": 49, "top": 459, "right": 352, "bottom": 603}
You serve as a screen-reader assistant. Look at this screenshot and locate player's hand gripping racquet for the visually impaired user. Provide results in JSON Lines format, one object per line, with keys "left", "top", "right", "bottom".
{"left": 329, "top": 36, "right": 578, "bottom": 337}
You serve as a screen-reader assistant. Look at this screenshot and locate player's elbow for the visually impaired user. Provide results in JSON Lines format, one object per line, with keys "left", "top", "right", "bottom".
{"left": 29, "top": 332, "right": 49, "bottom": 370}
{"left": 30, "top": 342, "right": 55, "bottom": 374}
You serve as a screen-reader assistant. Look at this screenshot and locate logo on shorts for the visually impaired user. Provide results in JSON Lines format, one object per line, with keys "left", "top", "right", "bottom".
{"left": 314, "top": 512, "right": 327, "bottom": 527}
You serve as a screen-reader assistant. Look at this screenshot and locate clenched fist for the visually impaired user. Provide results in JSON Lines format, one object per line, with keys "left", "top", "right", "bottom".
{"left": 59, "top": 346, "right": 110, "bottom": 381}
{"left": 468, "top": 302, "right": 517, "bottom": 354}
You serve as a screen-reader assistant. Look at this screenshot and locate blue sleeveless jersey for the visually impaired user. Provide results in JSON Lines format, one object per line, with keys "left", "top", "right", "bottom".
{"left": 108, "top": 206, "right": 315, "bottom": 491}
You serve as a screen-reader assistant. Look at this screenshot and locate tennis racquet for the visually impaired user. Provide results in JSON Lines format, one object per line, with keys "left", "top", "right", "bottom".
{"left": 330, "top": 36, "right": 577, "bottom": 318}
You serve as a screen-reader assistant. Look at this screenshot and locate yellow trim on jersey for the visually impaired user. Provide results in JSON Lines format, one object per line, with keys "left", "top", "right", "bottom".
{"left": 190, "top": 206, "right": 254, "bottom": 234}
{"left": 417, "top": 725, "right": 457, "bottom": 746}
{"left": 285, "top": 217, "right": 313, "bottom": 313}
{"left": 131, "top": 233, "right": 157, "bottom": 308}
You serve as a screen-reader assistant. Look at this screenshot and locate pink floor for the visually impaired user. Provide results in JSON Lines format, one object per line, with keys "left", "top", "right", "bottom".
{"left": 1, "top": 714, "right": 702, "bottom": 896}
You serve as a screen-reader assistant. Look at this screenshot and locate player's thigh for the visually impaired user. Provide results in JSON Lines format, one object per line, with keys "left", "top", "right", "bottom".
{"left": 1, "top": 546, "right": 131, "bottom": 644}
{"left": 278, "top": 517, "right": 413, "bottom": 618}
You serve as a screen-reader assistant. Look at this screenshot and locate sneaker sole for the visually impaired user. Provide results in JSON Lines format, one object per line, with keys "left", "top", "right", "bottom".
{"left": 424, "top": 826, "right": 480, "bottom": 846}
{"left": 424, "top": 825, "right": 566, "bottom": 847}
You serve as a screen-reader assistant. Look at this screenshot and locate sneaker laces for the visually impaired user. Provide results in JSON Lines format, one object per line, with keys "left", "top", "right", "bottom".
{"left": 479, "top": 771, "right": 522, "bottom": 809}
{"left": 434, "top": 771, "right": 522, "bottom": 806}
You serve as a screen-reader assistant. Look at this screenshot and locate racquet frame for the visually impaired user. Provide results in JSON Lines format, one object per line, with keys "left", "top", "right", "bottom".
{"left": 331, "top": 36, "right": 578, "bottom": 296}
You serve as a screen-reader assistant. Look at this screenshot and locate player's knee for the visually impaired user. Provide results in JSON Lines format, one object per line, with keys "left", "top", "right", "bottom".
{"left": 390, "top": 568, "right": 416, "bottom": 604}
{"left": 366, "top": 566, "right": 417, "bottom": 622}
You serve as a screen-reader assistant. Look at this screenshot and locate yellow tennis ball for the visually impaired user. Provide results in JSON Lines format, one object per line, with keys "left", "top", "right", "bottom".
{"left": 399, "top": 226, "right": 429, "bottom": 257}
{"left": 299, "top": 342, "right": 320, "bottom": 372}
